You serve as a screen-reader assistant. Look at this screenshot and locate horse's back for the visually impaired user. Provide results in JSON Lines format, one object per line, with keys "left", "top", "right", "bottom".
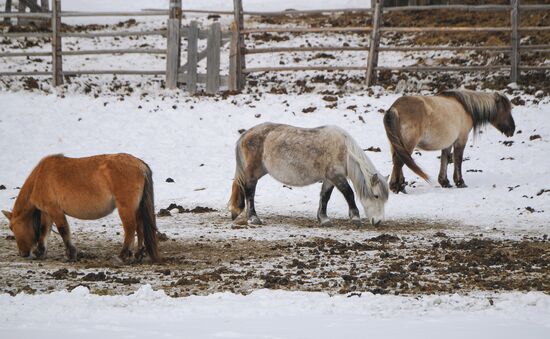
{"left": 30, "top": 153, "right": 147, "bottom": 219}
{"left": 389, "top": 95, "right": 473, "bottom": 150}
{"left": 243, "top": 123, "right": 347, "bottom": 187}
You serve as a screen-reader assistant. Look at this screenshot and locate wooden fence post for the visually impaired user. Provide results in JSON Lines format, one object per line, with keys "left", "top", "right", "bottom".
{"left": 510, "top": 0, "right": 519, "bottom": 83}
{"left": 207, "top": 22, "right": 222, "bottom": 94}
{"left": 41, "top": 0, "right": 49, "bottom": 11}
{"left": 166, "top": 0, "right": 182, "bottom": 89}
{"left": 186, "top": 21, "right": 199, "bottom": 94}
{"left": 51, "top": 0, "right": 63, "bottom": 86}
{"left": 366, "top": 0, "right": 383, "bottom": 86}
{"left": 4, "top": 0, "right": 12, "bottom": 25}
{"left": 229, "top": 0, "right": 245, "bottom": 91}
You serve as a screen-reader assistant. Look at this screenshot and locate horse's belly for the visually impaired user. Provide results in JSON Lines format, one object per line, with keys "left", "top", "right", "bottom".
{"left": 264, "top": 163, "right": 321, "bottom": 187}
{"left": 417, "top": 131, "right": 459, "bottom": 151}
{"left": 63, "top": 197, "right": 116, "bottom": 220}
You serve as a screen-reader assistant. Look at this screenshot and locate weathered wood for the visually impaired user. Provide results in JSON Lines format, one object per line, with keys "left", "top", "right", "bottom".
{"left": 62, "top": 70, "right": 166, "bottom": 75}
{"left": 0, "top": 32, "right": 52, "bottom": 38}
{"left": 4, "top": 0, "right": 12, "bottom": 25}
{"left": 245, "top": 46, "right": 369, "bottom": 54}
{"left": 241, "top": 27, "right": 372, "bottom": 34}
{"left": 380, "top": 27, "right": 512, "bottom": 33}
{"left": 207, "top": 22, "right": 222, "bottom": 94}
{"left": 375, "top": 66, "right": 512, "bottom": 71}
{"left": 40, "top": 0, "right": 48, "bottom": 12}
{"left": 366, "top": 0, "right": 383, "bottom": 86}
{"left": 242, "top": 8, "right": 373, "bottom": 16}
{"left": 228, "top": 23, "right": 239, "bottom": 91}
{"left": 61, "top": 49, "right": 166, "bottom": 56}
{"left": 510, "top": 0, "right": 519, "bottom": 83}
{"left": 0, "top": 12, "right": 51, "bottom": 18}
{"left": 233, "top": 0, "right": 246, "bottom": 91}
{"left": 0, "top": 71, "right": 52, "bottom": 76}
{"left": 379, "top": 45, "right": 510, "bottom": 52}
{"left": 20, "top": 0, "right": 41, "bottom": 12}
{"left": 181, "top": 27, "right": 232, "bottom": 40}
{"left": 51, "top": 0, "right": 63, "bottom": 86}
{"left": 243, "top": 66, "right": 369, "bottom": 73}
{"left": 60, "top": 11, "right": 169, "bottom": 17}
{"left": 0, "top": 51, "right": 51, "bottom": 57}
{"left": 520, "top": 4, "right": 550, "bottom": 11}
{"left": 61, "top": 30, "right": 167, "bottom": 38}
{"left": 186, "top": 21, "right": 199, "bottom": 94}
{"left": 383, "top": 5, "right": 511, "bottom": 12}
{"left": 166, "top": 0, "right": 182, "bottom": 89}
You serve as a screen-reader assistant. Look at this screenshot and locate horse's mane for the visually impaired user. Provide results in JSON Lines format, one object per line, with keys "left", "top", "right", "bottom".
{"left": 439, "top": 90, "right": 499, "bottom": 132}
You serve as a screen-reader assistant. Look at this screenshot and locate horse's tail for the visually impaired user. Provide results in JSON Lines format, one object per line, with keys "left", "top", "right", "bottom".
{"left": 383, "top": 107, "right": 430, "bottom": 182}
{"left": 228, "top": 140, "right": 246, "bottom": 220}
{"left": 138, "top": 163, "right": 160, "bottom": 261}
{"left": 344, "top": 134, "right": 377, "bottom": 202}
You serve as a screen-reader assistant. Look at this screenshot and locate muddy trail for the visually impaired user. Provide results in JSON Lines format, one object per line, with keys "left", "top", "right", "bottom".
{"left": 0, "top": 212, "right": 548, "bottom": 297}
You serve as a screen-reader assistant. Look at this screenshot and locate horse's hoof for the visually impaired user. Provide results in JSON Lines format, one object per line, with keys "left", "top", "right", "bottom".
{"left": 456, "top": 182, "right": 468, "bottom": 188}
{"left": 248, "top": 216, "right": 262, "bottom": 225}
{"left": 134, "top": 248, "right": 145, "bottom": 263}
{"left": 439, "top": 179, "right": 452, "bottom": 188}
{"left": 32, "top": 246, "right": 46, "bottom": 259}
{"left": 351, "top": 218, "right": 362, "bottom": 227}
{"left": 319, "top": 219, "right": 333, "bottom": 227}
{"left": 66, "top": 246, "right": 78, "bottom": 262}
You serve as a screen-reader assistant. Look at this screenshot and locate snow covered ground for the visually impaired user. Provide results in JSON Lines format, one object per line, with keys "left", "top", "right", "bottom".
{"left": 0, "top": 0, "right": 549, "bottom": 338}
{"left": 1, "top": 285, "right": 549, "bottom": 339}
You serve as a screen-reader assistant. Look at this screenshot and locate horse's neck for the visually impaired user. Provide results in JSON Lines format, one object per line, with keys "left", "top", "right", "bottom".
{"left": 13, "top": 175, "right": 36, "bottom": 216}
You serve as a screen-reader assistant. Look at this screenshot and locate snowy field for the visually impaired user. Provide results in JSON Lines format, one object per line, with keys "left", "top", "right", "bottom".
{"left": 1, "top": 0, "right": 549, "bottom": 338}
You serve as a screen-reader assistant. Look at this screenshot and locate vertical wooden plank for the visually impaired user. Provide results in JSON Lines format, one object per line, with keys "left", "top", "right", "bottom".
{"left": 187, "top": 21, "right": 199, "bottom": 94}
{"left": 510, "top": 0, "right": 519, "bottom": 83}
{"left": 231, "top": 0, "right": 245, "bottom": 91}
{"left": 228, "top": 22, "right": 239, "bottom": 91}
{"left": 41, "top": 0, "right": 49, "bottom": 11}
{"left": 206, "top": 22, "right": 221, "bottom": 94}
{"left": 366, "top": 0, "right": 383, "bottom": 86}
{"left": 4, "top": 0, "right": 12, "bottom": 25}
{"left": 51, "top": 0, "right": 63, "bottom": 86}
{"left": 18, "top": 0, "right": 26, "bottom": 25}
{"left": 166, "top": 0, "right": 182, "bottom": 89}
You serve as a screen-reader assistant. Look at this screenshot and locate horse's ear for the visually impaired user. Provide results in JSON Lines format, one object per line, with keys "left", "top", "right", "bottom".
{"left": 2, "top": 210, "right": 12, "bottom": 220}
{"left": 371, "top": 174, "right": 380, "bottom": 186}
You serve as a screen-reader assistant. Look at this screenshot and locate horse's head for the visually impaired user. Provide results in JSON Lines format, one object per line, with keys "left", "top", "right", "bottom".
{"left": 491, "top": 93, "right": 515, "bottom": 137}
{"left": 360, "top": 174, "right": 389, "bottom": 226}
{"left": 2, "top": 210, "right": 38, "bottom": 257}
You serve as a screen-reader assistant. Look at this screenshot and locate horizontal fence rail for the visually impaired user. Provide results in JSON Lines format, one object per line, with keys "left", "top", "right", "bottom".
{"left": 227, "top": 0, "right": 550, "bottom": 89}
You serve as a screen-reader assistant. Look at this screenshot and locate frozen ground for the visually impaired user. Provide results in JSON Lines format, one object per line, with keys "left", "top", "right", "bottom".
{"left": 0, "top": 0, "right": 549, "bottom": 338}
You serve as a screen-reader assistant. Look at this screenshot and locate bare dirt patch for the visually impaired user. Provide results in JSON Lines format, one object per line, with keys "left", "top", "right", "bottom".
{"left": 0, "top": 213, "right": 547, "bottom": 297}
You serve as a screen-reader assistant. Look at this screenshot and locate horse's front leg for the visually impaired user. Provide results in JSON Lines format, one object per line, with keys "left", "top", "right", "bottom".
{"left": 438, "top": 147, "right": 452, "bottom": 188}
{"left": 453, "top": 141, "right": 467, "bottom": 188}
{"left": 317, "top": 181, "right": 334, "bottom": 226}
{"left": 245, "top": 179, "right": 262, "bottom": 225}
{"left": 332, "top": 176, "right": 361, "bottom": 226}
{"left": 32, "top": 213, "right": 53, "bottom": 259}
{"left": 50, "top": 212, "right": 77, "bottom": 261}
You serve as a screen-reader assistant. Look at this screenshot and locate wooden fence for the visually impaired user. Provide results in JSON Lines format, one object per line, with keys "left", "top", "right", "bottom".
{"left": 228, "top": 0, "right": 550, "bottom": 90}
{"left": 0, "top": 0, "right": 228, "bottom": 93}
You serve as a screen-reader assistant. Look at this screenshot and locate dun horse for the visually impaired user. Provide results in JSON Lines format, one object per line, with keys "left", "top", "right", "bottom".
{"left": 383, "top": 90, "right": 515, "bottom": 193}
{"left": 1, "top": 153, "right": 159, "bottom": 262}
{"left": 228, "top": 123, "right": 389, "bottom": 226}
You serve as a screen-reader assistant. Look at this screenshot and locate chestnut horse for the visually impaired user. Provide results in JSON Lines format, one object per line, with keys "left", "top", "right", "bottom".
{"left": 1, "top": 153, "right": 159, "bottom": 262}
{"left": 383, "top": 90, "right": 515, "bottom": 193}
{"left": 228, "top": 123, "right": 389, "bottom": 226}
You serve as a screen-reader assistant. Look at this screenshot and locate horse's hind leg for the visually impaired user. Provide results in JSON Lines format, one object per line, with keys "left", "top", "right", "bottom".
{"left": 390, "top": 151, "right": 407, "bottom": 194}
{"left": 331, "top": 175, "right": 361, "bottom": 226}
{"left": 117, "top": 206, "right": 138, "bottom": 262}
{"left": 452, "top": 140, "right": 468, "bottom": 188}
{"left": 438, "top": 147, "right": 453, "bottom": 188}
{"left": 33, "top": 213, "right": 53, "bottom": 259}
{"left": 134, "top": 217, "right": 145, "bottom": 263}
{"left": 317, "top": 181, "right": 335, "bottom": 226}
{"left": 244, "top": 179, "right": 262, "bottom": 225}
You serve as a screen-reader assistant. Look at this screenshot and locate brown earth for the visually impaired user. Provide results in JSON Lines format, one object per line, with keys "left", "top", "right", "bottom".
{"left": 0, "top": 213, "right": 548, "bottom": 297}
